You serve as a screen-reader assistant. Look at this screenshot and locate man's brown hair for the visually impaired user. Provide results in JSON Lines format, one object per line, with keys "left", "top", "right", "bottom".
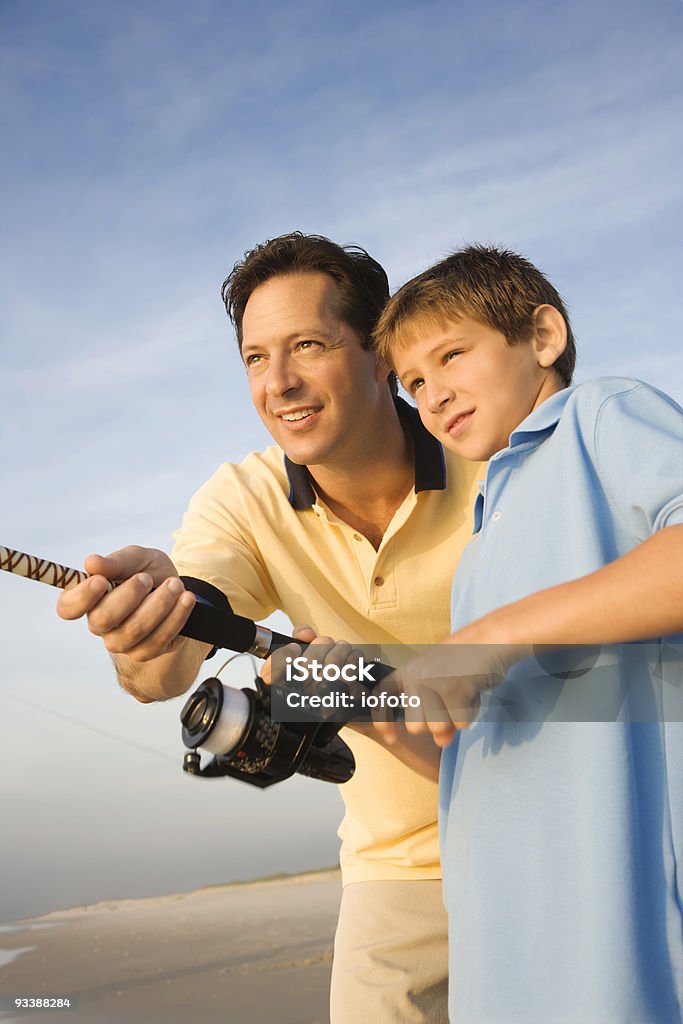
{"left": 221, "top": 231, "right": 390, "bottom": 353}
{"left": 374, "top": 244, "right": 576, "bottom": 386}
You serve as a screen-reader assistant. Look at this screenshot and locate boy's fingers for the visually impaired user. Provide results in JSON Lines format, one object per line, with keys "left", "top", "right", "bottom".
{"left": 420, "top": 688, "right": 464, "bottom": 747}
{"left": 370, "top": 671, "right": 402, "bottom": 743}
{"left": 402, "top": 682, "right": 427, "bottom": 734}
{"left": 429, "top": 724, "right": 458, "bottom": 748}
{"left": 404, "top": 685, "right": 441, "bottom": 736}
{"left": 443, "top": 684, "right": 480, "bottom": 729}
{"left": 372, "top": 718, "right": 399, "bottom": 745}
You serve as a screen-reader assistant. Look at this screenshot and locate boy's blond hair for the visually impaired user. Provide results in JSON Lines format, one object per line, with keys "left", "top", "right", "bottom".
{"left": 375, "top": 245, "right": 576, "bottom": 387}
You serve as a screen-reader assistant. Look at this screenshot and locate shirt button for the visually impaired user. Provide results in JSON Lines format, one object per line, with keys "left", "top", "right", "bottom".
{"left": 353, "top": 533, "right": 362, "bottom": 542}
{"left": 374, "top": 576, "right": 385, "bottom": 587}
{"left": 491, "top": 510, "right": 502, "bottom": 522}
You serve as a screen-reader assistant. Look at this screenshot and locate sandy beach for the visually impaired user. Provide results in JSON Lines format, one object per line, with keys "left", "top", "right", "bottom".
{"left": 0, "top": 869, "right": 341, "bottom": 1024}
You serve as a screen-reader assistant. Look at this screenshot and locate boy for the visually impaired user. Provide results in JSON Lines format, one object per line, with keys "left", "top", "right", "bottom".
{"left": 372, "top": 246, "right": 683, "bottom": 1022}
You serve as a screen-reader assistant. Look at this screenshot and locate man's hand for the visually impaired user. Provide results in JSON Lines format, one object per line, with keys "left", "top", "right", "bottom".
{"left": 57, "top": 546, "right": 196, "bottom": 663}
{"left": 260, "top": 625, "right": 357, "bottom": 686}
{"left": 373, "top": 639, "right": 522, "bottom": 748}
{"left": 260, "top": 627, "right": 443, "bottom": 781}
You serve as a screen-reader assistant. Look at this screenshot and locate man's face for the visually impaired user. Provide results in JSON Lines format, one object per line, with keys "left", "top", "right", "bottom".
{"left": 241, "top": 272, "right": 387, "bottom": 469}
{"left": 392, "top": 315, "right": 562, "bottom": 462}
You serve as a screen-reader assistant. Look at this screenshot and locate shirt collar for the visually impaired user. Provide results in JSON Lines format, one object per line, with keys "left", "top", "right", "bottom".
{"left": 285, "top": 395, "right": 446, "bottom": 510}
{"left": 506, "top": 386, "right": 575, "bottom": 450}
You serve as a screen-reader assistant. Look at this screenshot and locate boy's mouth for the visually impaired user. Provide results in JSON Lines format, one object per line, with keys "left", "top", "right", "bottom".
{"left": 445, "top": 409, "right": 474, "bottom": 438}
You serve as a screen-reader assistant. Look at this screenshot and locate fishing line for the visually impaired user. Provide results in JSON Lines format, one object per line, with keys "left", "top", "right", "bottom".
{"left": 0, "top": 690, "right": 177, "bottom": 765}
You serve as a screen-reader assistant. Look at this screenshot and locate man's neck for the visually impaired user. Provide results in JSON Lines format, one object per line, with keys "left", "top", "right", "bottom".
{"left": 308, "top": 399, "right": 414, "bottom": 550}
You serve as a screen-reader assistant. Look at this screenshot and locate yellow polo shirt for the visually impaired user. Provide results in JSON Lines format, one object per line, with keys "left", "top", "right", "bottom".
{"left": 172, "top": 400, "right": 481, "bottom": 885}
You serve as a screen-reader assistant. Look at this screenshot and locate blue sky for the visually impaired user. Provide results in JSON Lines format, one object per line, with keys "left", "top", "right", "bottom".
{"left": 1, "top": 0, "right": 682, "bottom": 920}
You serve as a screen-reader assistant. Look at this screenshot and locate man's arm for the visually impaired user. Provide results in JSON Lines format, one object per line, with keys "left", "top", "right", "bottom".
{"left": 376, "top": 524, "right": 683, "bottom": 748}
{"left": 57, "top": 547, "right": 210, "bottom": 702}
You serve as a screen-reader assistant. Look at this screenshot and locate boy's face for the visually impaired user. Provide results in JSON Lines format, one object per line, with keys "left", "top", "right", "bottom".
{"left": 393, "top": 315, "right": 564, "bottom": 461}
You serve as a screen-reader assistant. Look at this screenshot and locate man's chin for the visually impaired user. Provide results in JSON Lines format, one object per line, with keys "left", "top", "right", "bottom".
{"left": 277, "top": 435, "right": 330, "bottom": 467}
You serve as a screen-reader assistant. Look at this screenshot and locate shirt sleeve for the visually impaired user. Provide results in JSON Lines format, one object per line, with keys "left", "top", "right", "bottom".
{"left": 171, "top": 462, "right": 279, "bottom": 622}
{"left": 592, "top": 380, "right": 683, "bottom": 540}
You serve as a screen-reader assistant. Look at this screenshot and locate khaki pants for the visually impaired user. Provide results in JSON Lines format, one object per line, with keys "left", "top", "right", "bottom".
{"left": 330, "top": 880, "right": 449, "bottom": 1024}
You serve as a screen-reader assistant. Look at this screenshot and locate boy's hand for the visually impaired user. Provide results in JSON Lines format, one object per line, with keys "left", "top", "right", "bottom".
{"left": 372, "top": 639, "right": 520, "bottom": 748}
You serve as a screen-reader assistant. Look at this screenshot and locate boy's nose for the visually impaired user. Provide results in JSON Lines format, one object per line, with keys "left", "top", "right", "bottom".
{"left": 426, "top": 381, "right": 454, "bottom": 414}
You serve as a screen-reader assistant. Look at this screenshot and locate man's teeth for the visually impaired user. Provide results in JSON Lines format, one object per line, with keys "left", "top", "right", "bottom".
{"left": 282, "top": 409, "right": 316, "bottom": 422}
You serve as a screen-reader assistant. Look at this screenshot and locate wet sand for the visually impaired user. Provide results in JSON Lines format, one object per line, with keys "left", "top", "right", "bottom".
{"left": 0, "top": 870, "right": 341, "bottom": 1024}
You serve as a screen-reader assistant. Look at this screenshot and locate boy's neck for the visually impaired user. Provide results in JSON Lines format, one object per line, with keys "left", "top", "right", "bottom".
{"left": 493, "top": 376, "right": 568, "bottom": 459}
{"left": 531, "top": 373, "right": 566, "bottom": 414}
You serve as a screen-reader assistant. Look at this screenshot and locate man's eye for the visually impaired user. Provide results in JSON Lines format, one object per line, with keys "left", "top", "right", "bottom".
{"left": 298, "top": 340, "right": 322, "bottom": 352}
{"left": 245, "top": 354, "right": 263, "bottom": 367}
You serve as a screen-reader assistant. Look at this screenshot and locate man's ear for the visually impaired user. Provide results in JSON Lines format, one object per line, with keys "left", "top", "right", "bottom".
{"left": 373, "top": 350, "right": 392, "bottom": 383}
{"left": 531, "top": 305, "right": 567, "bottom": 369}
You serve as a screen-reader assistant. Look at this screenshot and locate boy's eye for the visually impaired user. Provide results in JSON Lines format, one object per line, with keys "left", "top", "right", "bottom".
{"left": 409, "top": 378, "right": 424, "bottom": 395}
{"left": 445, "top": 349, "right": 462, "bottom": 362}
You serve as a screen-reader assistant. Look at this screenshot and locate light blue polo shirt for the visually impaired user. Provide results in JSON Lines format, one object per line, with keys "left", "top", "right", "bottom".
{"left": 441, "top": 378, "right": 683, "bottom": 1023}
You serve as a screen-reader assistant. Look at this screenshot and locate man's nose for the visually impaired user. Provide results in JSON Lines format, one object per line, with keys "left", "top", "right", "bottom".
{"left": 265, "top": 357, "right": 302, "bottom": 397}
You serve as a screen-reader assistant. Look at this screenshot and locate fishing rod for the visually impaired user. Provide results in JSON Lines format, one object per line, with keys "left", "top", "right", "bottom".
{"left": 0, "top": 545, "right": 395, "bottom": 788}
{"left": 0, "top": 545, "right": 294, "bottom": 659}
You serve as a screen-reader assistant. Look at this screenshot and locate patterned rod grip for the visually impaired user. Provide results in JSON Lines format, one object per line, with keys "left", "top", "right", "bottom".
{"left": 0, "top": 546, "right": 96, "bottom": 591}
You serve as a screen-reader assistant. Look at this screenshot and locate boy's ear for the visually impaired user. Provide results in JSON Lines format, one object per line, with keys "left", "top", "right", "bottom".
{"left": 531, "top": 305, "right": 567, "bottom": 370}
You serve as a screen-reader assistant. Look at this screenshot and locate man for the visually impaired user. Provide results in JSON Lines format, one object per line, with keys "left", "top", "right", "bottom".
{"left": 58, "top": 233, "right": 481, "bottom": 1023}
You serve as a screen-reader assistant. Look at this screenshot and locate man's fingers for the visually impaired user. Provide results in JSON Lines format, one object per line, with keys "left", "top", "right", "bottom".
{"left": 303, "top": 635, "right": 336, "bottom": 662}
{"left": 262, "top": 641, "right": 302, "bottom": 686}
{"left": 292, "top": 624, "right": 316, "bottom": 644}
{"left": 82, "top": 552, "right": 120, "bottom": 581}
{"left": 57, "top": 575, "right": 111, "bottom": 620}
{"left": 85, "top": 574, "right": 155, "bottom": 635}
{"left": 94, "top": 577, "right": 192, "bottom": 654}
{"left": 115, "top": 590, "right": 197, "bottom": 662}
{"left": 84, "top": 546, "right": 176, "bottom": 587}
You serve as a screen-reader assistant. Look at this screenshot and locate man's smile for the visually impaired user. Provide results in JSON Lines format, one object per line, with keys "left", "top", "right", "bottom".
{"left": 273, "top": 405, "right": 323, "bottom": 429}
